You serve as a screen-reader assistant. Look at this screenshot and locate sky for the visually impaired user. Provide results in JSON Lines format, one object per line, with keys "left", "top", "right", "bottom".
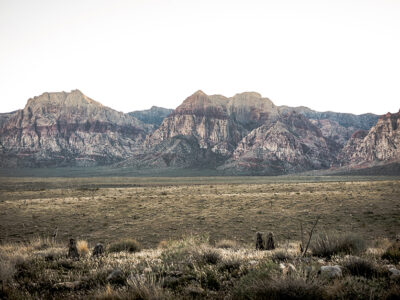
{"left": 0, "top": 0, "right": 399, "bottom": 115}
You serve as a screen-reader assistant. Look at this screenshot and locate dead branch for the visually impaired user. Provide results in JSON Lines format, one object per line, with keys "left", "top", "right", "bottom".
{"left": 302, "top": 216, "right": 320, "bottom": 257}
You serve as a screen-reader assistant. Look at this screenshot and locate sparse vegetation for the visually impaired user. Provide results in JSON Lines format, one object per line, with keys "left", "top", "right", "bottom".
{"left": 1, "top": 178, "right": 399, "bottom": 248}
{"left": 215, "top": 239, "right": 239, "bottom": 249}
{"left": 0, "top": 234, "right": 399, "bottom": 299}
{"left": 271, "top": 250, "right": 293, "bottom": 262}
{"left": 382, "top": 241, "right": 400, "bottom": 263}
{"left": 0, "top": 177, "right": 399, "bottom": 298}
{"left": 342, "top": 256, "right": 383, "bottom": 278}
{"left": 108, "top": 239, "right": 141, "bottom": 253}
{"left": 310, "top": 232, "right": 366, "bottom": 258}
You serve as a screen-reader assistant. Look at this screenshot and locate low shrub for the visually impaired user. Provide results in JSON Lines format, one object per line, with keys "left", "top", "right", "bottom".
{"left": 272, "top": 250, "right": 293, "bottom": 262}
{"left": 108, "top": 239, "right": 141, "bottom": 253}
{"left": 234, "top": 276, "right": 326, "bottom": 300}
{"left": 310, "top": 233, "right": 366, "bottom": 258}
{"left": 326, "top": 276, "right": 391, "bottom": 300}
{"left": 343, "top": 257, "right": 381, "bottom": 278}
{"left": 197, "top": 248, "right": 221, "bottom": 265}
{"left": 218, "top": 257, "right": 242, "bottom": 273}
{"left": 381, "top": 241, "right": 400, "bottom": 263}
{"left": 200, "top": 269, "right": 220, "bottom": 291}
{"left": 96, "top": 275, "right": 167, "bottom": 299}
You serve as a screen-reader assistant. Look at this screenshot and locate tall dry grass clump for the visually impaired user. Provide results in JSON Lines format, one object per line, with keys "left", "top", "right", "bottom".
{"left": 342, "top": 256, "right": 383, "bottom": 278}
{"left": 310, "top": 232, "right": 366, "bottom": 258}
{"left": 77, "top": 240, "right": 89, "bottom": 257}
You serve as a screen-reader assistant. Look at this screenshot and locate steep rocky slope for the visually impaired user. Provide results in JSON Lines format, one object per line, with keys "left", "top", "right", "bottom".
{"left": 0, "top": 90, "right": 151, "bottom": 167}
{"left": 129, "top": 106, "right": 173, "bottom": 129}
{"left": 279, "top": 106, "right": 378, "bottom": 130}
{"left": 221, "top": 112, "right": 334, "bottom": 174}
{"left": 146, "top": 90, "right": 280, "bottom": 160}
{"left": 338, "top": 111, "right": 400, "bottom": 166}
{"left": 142, "top": 91, "right": 379, "bottom": 171}
{"left": 1, "top": 89, "right": 390, "bottom": 174}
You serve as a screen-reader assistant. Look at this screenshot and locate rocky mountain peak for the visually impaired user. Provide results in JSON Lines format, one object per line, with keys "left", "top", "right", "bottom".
{"left": 25, "top": 90, "right": 102, "bottom": 110}
{"left": 0, "top": 90, "right": 151, "bottom": 167}
{"left": 232, "top": 91, "right": 262, "bottom": 100}
{"left": 339, "top": 110, "right": 400, "bottom": 165}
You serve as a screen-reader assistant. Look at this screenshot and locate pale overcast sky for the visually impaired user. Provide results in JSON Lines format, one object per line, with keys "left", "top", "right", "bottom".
{"left": 0, "top": 0, "right": 399, "bottom": 114}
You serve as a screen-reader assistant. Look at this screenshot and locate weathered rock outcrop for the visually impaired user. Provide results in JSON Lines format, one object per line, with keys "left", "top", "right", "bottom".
{"left": 0, "top": 90, "right": 151, "bottom": 167}
{"left": 119, "top": 135, "right": 225, "bottom": 169}
{"left": 279, "top": 106, "right": 378, "bottom": 130}
{"left": 146, "top": 90, "right": 280, "bottom": 159}
{"left": 222, "top": 112, "right": 334, "bottom": 174}
{"left": 339, "top": 111, "right": 400, "bottom": 165}
{"left": 1, "top": 89, "right": 390, "bottom": 174}
{"left": 129, "top": 106, "right": 173, "bottom": 129}
{"left": 309, "top": 119, "right": 357, "bottom": 147}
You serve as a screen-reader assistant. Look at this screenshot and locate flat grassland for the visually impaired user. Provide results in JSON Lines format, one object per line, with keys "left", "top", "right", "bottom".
{"left": 0, "top": 176, "right": 399, "bottom": 247}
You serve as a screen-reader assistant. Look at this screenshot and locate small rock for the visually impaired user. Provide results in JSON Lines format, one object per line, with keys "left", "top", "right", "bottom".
{"left": 249, "top": 260, "right": 258, "bottom": 266}
{"left": 92, "top": 243, "right": 105, "bottom": 257}
{"left": 389, "top": 268, "right": 400, "bottom": 277}
{"left": 320, "top": 265, "right": 342, "bottom": 278}
{"left": 107, "top": 269, "right": 125, "bottom": 284}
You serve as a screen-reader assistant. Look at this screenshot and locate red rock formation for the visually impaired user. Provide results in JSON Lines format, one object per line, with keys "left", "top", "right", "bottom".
{"left": 339, "top": 110, "right": 400, "bottom": 165}
{"left": 0, "top": 90, "right": 151, "bottom": 167}
{"left": 221, "top": 112, "right": 334, "bottom": 174}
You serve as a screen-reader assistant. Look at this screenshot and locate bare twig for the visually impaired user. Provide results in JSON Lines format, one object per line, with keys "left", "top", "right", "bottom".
{"left": 300, "top": 221, "right": 304, "bottom": 253}
{"left": 302, "top": 216, "right": 320, "bottom": 257}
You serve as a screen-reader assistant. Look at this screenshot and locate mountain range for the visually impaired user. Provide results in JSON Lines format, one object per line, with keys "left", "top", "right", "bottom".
{"left": 0, "top": 89, "right": 398, "bottom": 175}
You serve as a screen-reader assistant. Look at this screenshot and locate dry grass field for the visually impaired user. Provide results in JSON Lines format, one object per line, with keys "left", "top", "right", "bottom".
{"left": 1, "top": 176, "right": 400, "bottom": 299}
{"left": 0, "top": 176, "right": 399, "bottom": 247}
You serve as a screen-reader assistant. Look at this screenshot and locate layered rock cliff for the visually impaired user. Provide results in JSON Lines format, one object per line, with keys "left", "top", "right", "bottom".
{"left": 221, "top": 112, "right": 334, "bottom": 174}
{"left": 0, "top": 90, "right": 151, "bottom": 167}
{"left": 129, "top": 106, "right": 173, "bottom": 129}
{"left": 338, "top": 111, "right": 400, "bottom": 165}
{"left": 1, "top": 89, "right": 392, "bottom": 174}
{"left": 146, "top": 90, "right": 280, "bottom": 158}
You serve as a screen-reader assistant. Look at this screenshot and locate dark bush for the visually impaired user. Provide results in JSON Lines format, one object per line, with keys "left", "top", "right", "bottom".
{"left": 218, "top": 258, "right": 241, "bottom": 273}
{"left": 201, "top": 270, "right": 220, "bottom": 291}
{"left": 108, "top": 239, "right": 141, "bottom": 253}
{"left": 197, "top": 248, "right": 221, "bottom": 265}
{"left": 343, "top": 257, "right": 381, "bottom": 278}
